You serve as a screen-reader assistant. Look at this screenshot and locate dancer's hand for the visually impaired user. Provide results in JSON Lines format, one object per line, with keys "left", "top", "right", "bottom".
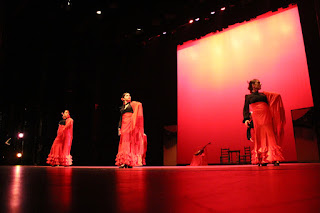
{"left": 245, "top": 120, "right": 250, "bottom": 128}
{"left": 118, "top": 128, "right": 121, "bottom": 136}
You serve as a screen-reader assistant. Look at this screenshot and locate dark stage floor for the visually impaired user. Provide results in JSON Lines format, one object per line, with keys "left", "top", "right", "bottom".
{"left": 1, "top": 163, "right": 320, "bottom": 213}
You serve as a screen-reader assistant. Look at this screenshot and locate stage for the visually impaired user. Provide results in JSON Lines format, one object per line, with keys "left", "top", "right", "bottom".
{"left": 1, "top": 163, "right": 320, "bottom": 213}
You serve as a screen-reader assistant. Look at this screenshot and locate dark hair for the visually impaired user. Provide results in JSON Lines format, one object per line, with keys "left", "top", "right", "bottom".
{"left": 248, "top": 79, "right": 258, "bottom": 93}
{"left": 122, "top": 92, "right": 129, "bottom": 98}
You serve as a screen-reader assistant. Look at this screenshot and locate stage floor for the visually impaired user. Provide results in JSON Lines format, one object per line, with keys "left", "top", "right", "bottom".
{"left": 1, "top": 163, "right": 320, "bottom": 213}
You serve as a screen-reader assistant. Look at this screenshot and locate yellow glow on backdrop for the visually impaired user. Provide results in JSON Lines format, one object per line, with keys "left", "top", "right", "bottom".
{"left": 177, "top": 5, "right": 313, "bottom": 164}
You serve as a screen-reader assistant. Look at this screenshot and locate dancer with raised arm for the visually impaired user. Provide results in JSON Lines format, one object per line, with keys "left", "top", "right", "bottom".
{"left": 243, "top": 79, "right": 285, "bottom": 166}
{"left": 116, "top": 93, "right": 147, "bottom": 168}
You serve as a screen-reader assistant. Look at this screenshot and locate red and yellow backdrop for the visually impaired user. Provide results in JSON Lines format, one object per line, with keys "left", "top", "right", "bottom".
{"left": 177, "top": 5, "right": 313, "bottom": 164}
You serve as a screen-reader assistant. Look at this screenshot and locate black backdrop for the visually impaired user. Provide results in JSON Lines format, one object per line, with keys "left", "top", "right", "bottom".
{"left": 0, "top": 1, "right": 177, "bottom": 165}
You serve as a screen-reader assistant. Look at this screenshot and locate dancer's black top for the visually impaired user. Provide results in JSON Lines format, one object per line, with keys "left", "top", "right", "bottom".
{"left": 118, "top": 103, "right": 133, "bottom": 129}
{"left": 243, "top": 92, "right": 268, "bottom": 122}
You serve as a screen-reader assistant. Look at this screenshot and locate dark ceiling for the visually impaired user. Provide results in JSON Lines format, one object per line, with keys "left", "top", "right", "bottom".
{"left": 4, "top": 0, "right": 249, "bottom": 45}
{"left": 57, "top": 0, "right": 232, "bottom": 34}
{"left": 3, "top": 0, "right": 296, "bottom": 51}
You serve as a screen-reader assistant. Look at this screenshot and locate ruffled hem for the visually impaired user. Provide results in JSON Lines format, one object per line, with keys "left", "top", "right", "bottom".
{"left": 47, "top": 154, "right": 73, "bottom": 166}
{"left": 266, "top": 145, "right": 285, "bottom": 162}
{"left": 251, "top": 145, "right": 284, "bottom": 165}
{"left": 251, "top": 150, "right": 261, "bottom": 164}
{"left": 115, "top": 153, "right": 146, "bottom": 167}
{"left": 115, "top": 152, "right": 135, "bottom": 166}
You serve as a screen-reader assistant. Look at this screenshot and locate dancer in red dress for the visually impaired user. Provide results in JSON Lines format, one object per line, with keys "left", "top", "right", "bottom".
{"left": 243, "top": 79, "right": 285, "bottom": 166}
{"left": 47, "top": 110, "right": 74, "bottom": 167}
{"left": 116, "top": 93, "right": 147, "bottom": 168}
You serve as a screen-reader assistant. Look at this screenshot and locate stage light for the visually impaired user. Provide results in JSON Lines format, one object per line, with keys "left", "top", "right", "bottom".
{"left": 17, "top": 153, "right": 22, "bottom": 158}
{"left": 221, "top": 7, "right": 226, "bottom": 11}
{"left": 195, "top": 18, "right": 200, "bottom": 22}
{"left": 189, "top": 20, "right": 194, "bottom": 24}
{"left": 96, "top": 11, "right": 102, "bottom": 15}
{"left": 18, "top": 133, "right": 24, "bottom": 139}
{"left": 135, "top": 28, "right": 143, "bottom": 35}
{"left": 211, "top": 11, "right": 216, "bottom": 15}
{"left": 163, "top": 32, "right": 167, "bottom": 35}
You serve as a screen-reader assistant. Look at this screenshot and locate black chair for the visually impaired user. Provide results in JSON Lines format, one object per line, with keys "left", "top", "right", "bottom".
{"left": 240, "top": 146, "right": 251, "bottom": 164}
{"left": 220, "top": 148, "right": 230, "bottom": 164}
{"left": 229, "top": 150, "right": 241, "bottom": 164}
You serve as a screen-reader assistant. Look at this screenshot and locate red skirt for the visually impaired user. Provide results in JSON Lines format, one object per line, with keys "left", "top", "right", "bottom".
{"left": 115, "top": 113, "right": 146, "bottom": 167}
{"left": 250, "top": 102, "right": 285, "bottom": 164}
{"left": 47, "top": 125, "right": 73, "bottom": 166}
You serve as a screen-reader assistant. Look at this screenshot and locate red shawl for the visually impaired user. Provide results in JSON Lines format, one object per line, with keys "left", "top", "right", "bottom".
{"left": 130, "top": 101, "right": 147, "bottom": 164}
{"left": 263, "top": 91, "right": 286, "bottom": 145}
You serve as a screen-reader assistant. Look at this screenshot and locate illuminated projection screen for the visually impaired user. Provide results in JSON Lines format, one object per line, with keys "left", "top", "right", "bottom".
{"left": 177, "top": 5, "right": 313, "bottom": 164}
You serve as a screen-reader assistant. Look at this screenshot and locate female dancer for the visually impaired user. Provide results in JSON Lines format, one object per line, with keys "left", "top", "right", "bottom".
{"left": 116, "top": 93, "right": 147, "bottom": 168}
{"left": 47, "top": 110, "right": 74, "bottom": 166}
{"left": 243, "top": 79, "right": 285, "bottom": 166}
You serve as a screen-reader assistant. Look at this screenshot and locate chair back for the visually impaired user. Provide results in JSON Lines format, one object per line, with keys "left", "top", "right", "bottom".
{"left": 244, "top": 146, "right": 251, "bottom": 155}
{"left": 220, "top": 148, "right": 230, "bottom": 164}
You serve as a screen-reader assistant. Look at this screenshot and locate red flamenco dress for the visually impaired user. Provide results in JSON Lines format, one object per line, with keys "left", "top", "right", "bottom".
{"left": 115, "top": 101, "right": 147, "bottom": 167}
{"left": 243, "top": 91, "right": 285, "bottom": 165}
{"left": 47, "top": 118, "right": 74, "bottom": 166}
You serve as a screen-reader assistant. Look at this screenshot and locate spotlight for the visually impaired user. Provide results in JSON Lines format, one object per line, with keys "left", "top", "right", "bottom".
{"left": 163, "top": 32, "right": 167, "bottom": 35}
{"left": 18, "top": 133, "right": 24, "bottom": 139}
{"left": 211, "top": 11, "right": 216, "bottom": 15}
{"left": 189, "top": 19, "right": 194, "bottom": 24}
{"left": 135, "top": 28, "right": 143, "bottom": 35}
{"left": 96, "top": 11, "right": 102, "bottom": 15}
{"left": 221, "top": 7, "right": 226, "bottom": 11}
{"left": 17, "top": 153, "right": 22, "bottom": 158}
{"left": 195, "top": 18, "right": 200, "bottom": 21}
